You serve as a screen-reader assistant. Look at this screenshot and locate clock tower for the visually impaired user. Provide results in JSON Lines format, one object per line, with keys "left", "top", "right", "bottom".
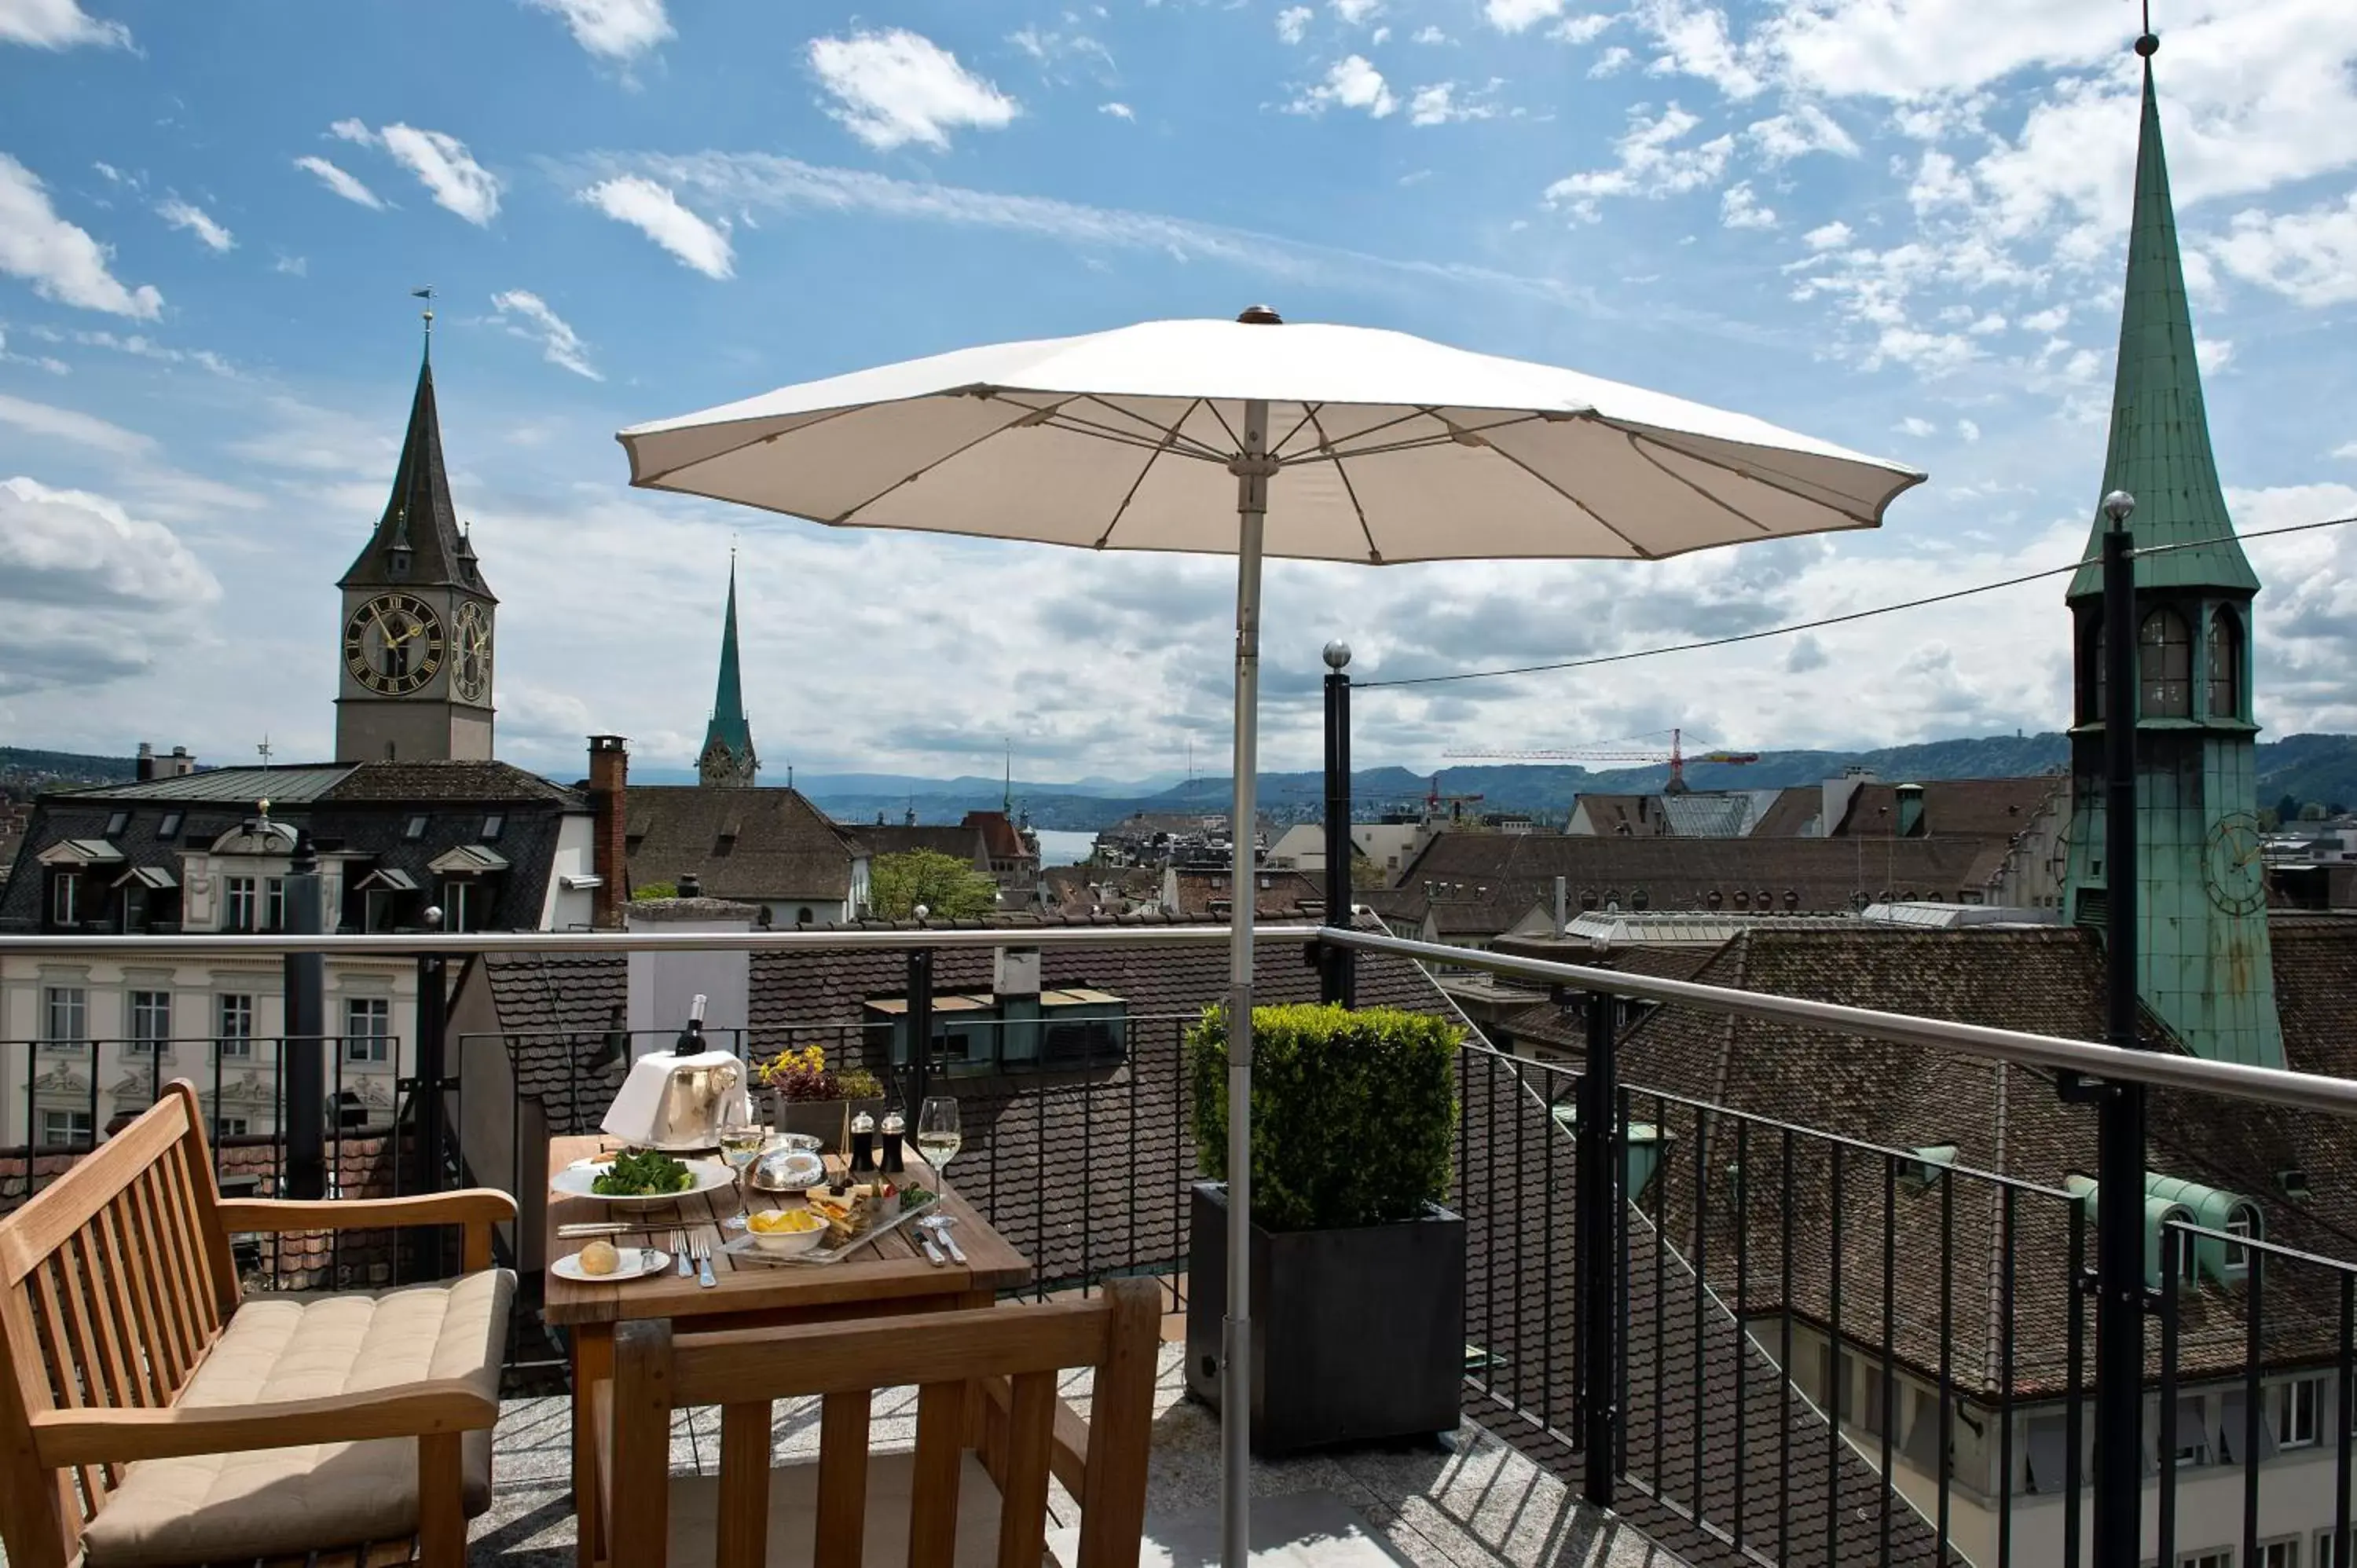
{"left": 2061, "top": 32, "right": 2281, "bottom": 1068}
{"left": 335, "top": 330, "right": 497, "bottom": 763}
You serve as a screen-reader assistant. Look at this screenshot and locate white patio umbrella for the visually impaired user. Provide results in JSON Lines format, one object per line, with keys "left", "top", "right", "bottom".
{"left": 618, "top": 306, "right": 1923, "bottom": 1565}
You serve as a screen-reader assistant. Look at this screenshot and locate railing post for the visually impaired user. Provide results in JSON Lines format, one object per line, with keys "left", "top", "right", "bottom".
{"left": 905, "top": 947, "right": 933, "bottom": 1112}
{"left": 2092, "top": 497, "right": 2146, "bottom": 1568}
{"left": 412, "top": 926, "right": 448, "bottom": 1198}
{"left": 1321, "top": 641, "right": 1355, "bottom": 1008}
{"left": 1576, "top": 984, "right": 1618, "bottom": 1507}
{"left": 282, "top": 826, "right": 327, "bottom": 1200}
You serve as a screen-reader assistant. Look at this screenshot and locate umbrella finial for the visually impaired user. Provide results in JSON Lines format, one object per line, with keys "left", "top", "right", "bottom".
{"left": 1237, "top": 304, "right": 1284, "bottom": 325}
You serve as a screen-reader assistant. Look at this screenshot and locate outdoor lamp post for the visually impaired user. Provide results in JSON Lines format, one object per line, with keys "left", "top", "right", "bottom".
{"left": 1321, "top": 641, "right": 1355, "bottom": 1008}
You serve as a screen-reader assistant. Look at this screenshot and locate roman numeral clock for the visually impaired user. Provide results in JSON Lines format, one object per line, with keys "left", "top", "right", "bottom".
{"left": 343, "top": 593, "right": 447, "bottom": 697}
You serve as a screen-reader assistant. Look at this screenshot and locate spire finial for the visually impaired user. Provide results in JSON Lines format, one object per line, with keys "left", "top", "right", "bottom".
{"left": 2135, "top": 0, "right": 2157, "bottom": 56}
{"left": 411, "top": 286, "right": 435, "bottom": 362}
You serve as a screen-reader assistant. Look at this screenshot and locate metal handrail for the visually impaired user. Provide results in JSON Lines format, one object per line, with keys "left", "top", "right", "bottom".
{"left": 1323, "top": 926, "right": 2357, "bottom": 1120}
{"left": 0, "top": 923, "right": 1309, "bottom": 958}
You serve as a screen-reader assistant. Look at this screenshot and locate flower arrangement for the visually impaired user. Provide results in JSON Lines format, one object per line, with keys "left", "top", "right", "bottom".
{"left": 755, "top": 1044, "right": 885, "bottom": 1104}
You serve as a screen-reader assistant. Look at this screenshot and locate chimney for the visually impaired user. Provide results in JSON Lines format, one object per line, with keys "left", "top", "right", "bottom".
{"left": 136, "top": 742, "right": 156, "bottom": 782}
{"left": 1895, "top": 782, "right": 1926, "bottom": 839}
{"left": 1555, "top": 874, "right": 1569, "bottom": 936}
{"left": 588, "top": 735, "right": 629, "bottom": 928}
{"left": 167, "top": 746, "right": 192, "bottom": 776}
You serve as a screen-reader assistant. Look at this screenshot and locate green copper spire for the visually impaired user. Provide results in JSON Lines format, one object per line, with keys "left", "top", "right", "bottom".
{"left": 698, "top": 555, "right": 759, "bottom": 786}
{"left": 2067, "top": 40, "right": 2259, "bottom": 600}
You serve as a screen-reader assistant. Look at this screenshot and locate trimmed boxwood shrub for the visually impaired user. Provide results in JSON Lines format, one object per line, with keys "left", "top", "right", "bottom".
{"left": 1189, "top": 1003, "right": 1459, "bottom": 1233}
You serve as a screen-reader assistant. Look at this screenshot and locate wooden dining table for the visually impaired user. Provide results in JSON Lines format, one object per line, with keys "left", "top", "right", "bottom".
{"left": 541, "top": 1134, "right": 1032, "bottom": 1568}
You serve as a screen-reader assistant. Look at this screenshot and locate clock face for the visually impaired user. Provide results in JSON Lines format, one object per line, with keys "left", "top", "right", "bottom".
{"left": 343, "top": 592, "right": 445, "bottom": 697}
{"left": 2203, "top": 811, "right": 2268, "bottom": 916}
{"left": 453, "top": 601, "right": 493, "bottom": 705}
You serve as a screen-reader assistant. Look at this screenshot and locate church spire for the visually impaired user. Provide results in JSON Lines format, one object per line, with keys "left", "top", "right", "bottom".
{"left": 339, "top": 337, "right": 495, "bottom": 600}
{"left": 2066, "top": 32, "right": 2258, "bottom": 601}
{"left": 698, "top": 555, "right": 759, "bottom": 786}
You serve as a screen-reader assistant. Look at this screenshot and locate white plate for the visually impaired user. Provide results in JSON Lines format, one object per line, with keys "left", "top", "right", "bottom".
{"left": 552, "top": 1247, "right": 671, "bottom": 1283}
{"left": 551, "top": 1156, "right": 737, "bottom": 1209}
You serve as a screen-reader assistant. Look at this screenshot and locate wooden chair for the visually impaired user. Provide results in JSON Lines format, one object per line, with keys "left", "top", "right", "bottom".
{"left": 0, "top": 1081, "right": 518, "bottom": 1568}
{"left": 600, "top": 1276, "right": 1160, "bottom": 1568}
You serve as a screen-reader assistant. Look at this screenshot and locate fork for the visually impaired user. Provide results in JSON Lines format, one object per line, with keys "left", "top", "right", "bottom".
{"left": 676, "top": 1229, "right": 694, "bottom": 1277}
{"left": 695, "top": 1240, "right": 716, "bottom": 1288}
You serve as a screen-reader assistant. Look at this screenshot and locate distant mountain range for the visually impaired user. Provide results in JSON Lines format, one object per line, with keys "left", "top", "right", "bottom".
{"left": 9, "top": 733, "right": 2353, "bottom": 833}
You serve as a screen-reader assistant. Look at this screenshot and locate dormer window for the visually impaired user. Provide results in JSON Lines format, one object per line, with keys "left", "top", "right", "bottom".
{"left": 104, "top": 810, "right": 129, "bottom": 837}
{"left": 482, "top": 813, "right": 504, "bottom": 841}
{"left": 49, "top": 871, "right": 79, "bottom": 927}
{"left": 2223, "top": 1200, "right": 2261, "bottom": 1273}
{"left": 405, "top": 813, "right": 430, "bottom": 841}
{"left": 158, "top": 811, "right": 182, "bottom": 840}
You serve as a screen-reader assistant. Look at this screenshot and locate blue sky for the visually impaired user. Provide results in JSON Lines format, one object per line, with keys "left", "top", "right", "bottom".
{"left": 2, "top": 0, "right": 2353, "bottom": 782}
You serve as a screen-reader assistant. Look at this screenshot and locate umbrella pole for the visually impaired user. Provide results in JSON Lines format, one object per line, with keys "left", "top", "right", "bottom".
{"left": 1222, "top": 398, "right": 1272, "bottom": 1568}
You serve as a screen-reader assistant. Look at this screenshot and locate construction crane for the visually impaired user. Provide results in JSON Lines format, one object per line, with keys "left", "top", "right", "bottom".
{"left": 1443, "top": 728, "right": 1759, "bottom": 795}
{"left": 1424, "top": 774, "right": 1485, "bottom": 821}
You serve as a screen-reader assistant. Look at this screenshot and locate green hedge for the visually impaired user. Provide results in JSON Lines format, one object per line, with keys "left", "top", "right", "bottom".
{"left": 1189, "top": 1003, "right": 1460, "bottom": 1233}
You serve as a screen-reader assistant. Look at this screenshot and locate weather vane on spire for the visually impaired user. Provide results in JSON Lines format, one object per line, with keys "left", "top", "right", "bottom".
{"left": 2134, "top": 0, "right": 2157, "bottom": 53}
{"left": 411, "top": 286, "right": 435, "bottom": 359}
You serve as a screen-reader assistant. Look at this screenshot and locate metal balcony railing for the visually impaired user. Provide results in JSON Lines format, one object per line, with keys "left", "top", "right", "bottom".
{"left": 3, "top": 922, "right": 2353, "bottom": 1568}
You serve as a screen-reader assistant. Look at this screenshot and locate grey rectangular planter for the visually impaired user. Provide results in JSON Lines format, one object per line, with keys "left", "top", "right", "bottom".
{"left": 1184, "top": 1181, "right": 1466, "bottom": 1456}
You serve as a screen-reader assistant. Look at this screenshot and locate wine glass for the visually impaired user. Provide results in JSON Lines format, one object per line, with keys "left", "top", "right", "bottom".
{"left": 916, "top": 1097, "right": 962, "bottom": 1189}
{"left": 717, "top": 1117, "right": 765, "bottom": 1231}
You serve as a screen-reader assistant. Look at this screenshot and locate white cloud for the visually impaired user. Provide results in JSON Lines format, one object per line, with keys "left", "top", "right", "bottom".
{"left": 1545, "top": 104, "right": 1732, "bottom": 220}
{"left": 329, "top": 118, "right": 371, "bottom": 144}
{"left": 0, "top": 477, "right": 218, "bottom": 613}
{"left": 2197, "top": 336, "right": 2234, "bottom": 375}
{"left": 1412, "top": 24, "right": 1447, "bottom": 43}
{"left": 1331, "top": 0, "right": 1380, "bottom": 24}
{"left": 0, "top": 0, "right": 128, "bottom": 49}
{"left": 581, "top": 175, "right": 734, "bottom": 278}
{"left": 2209, "top": 192, "right": 2357, "bottom": 307}
{"left": 1747, "top": 103, "right": 1857, "bottom": 163}
{"left": 0, "top": 154, "right": 162, "bottom": 317}
{"left": 1586, "top": 46, "right": 1631, "bottom": 77}
{"left": 1719, "top": 181, "right": 1776, "bottom": 229}
{"left": 1483, "top": 0, "right": 1561, "bottom": 35}
{"left": 377, "top": 124, "right": 501, "bottom": 225}
{"left": 1957, "top": 419, "right": 1981, "bottom": 442}
{"left": 1371, "top": 25, "right": 1390, "bottom": 45}
{"left": 273, "top": 252, "right": 307, "bottom": 276}
{"left": 807, "top": 29, "right": 1019, "bottom": 152}
{"left": 490, "top": 289, "right": 601, "bottom": 380}
{"left": 1894, "top": 416, "right": 1937, "bottom": 437}
{"left": 1099, "top": 101, "right": 1135, "bottom": 120}
{"left": 1802, "top": 219, "right": 1852, "bottom": 251}
{"left": 1633, "top": 0, "right": 1765, "bottom": 99}
{"left": 294, "top": 154, "right": 384, "bottom": 209}
{"left": 54, "top": 328, "right": 235, "bottom": 377}
{"left": 156, "top": 197, "right": 233, "bottom": 252}
{"left": 1407, "top": 82, "right": 1492, "bottom": 126}
{"left": 0, "top": 392, "right": 153, "bottom": 456}
{"left": 522, "top": 0, "right": 672, "bottom": 61}
{"left": 1276, "top": 6, "right": 1313, "bottom": 43}
{"left": 1293, "top": 54, "right": 1396, "bottom": 119}
{"left": 1552, "top": 13, "right": 1612, "bottom": 43}
{"left": 2018, "top": 303, "right": 2068, "bottom": 333}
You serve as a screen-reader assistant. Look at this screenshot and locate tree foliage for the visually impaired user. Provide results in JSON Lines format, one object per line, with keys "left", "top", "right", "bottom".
{"left": 869, "top": 850, "right": 999, "bottom": 921}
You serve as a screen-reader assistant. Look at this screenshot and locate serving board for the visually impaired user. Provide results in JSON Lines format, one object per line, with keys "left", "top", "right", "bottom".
{"left": 724, "top": 1190, "right": 944, "bottom": 1267}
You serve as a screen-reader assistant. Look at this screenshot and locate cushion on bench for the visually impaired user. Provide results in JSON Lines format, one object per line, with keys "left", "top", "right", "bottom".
{"left": 78, "top": 1269, "right": 514, "bottom": 1568}
{"left": 665, "top": 1451, "right": 1010, "bottom": 1567}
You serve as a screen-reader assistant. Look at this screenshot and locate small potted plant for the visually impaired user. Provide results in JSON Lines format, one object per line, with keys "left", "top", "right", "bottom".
{"left": 1185, "top": 1002, "right": 1464, "bottom": 1456}
{"left": 754, "top": 1044, "right": 886, "bottom": 1152}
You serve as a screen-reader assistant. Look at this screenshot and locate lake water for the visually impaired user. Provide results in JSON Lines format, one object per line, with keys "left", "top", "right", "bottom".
{"left": 1033, "top": 828, "right": 1098, "bottom": 866}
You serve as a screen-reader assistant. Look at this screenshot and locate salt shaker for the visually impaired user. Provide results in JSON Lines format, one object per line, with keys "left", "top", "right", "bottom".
{"left": 849, "top": 1110, "right": 878, "bottom": 1174}
{"left": 880, "top": 1110, "right": 906, "bottom": 1173}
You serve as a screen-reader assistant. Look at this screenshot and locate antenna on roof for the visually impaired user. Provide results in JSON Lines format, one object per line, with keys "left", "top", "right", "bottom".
{"left": 257, "top": 735, "right": 273, "bottom": 772}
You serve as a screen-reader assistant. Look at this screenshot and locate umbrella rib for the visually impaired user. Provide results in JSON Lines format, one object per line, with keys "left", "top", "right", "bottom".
{"left": 629, "top": 403, "right": 876, "bottom": 489}
{"left": 1626, "top": 428, "right": 1882, "bottom": 527}
{"left": 1472, "top": 436, "right": 1657, "bottom": 559}
{"left": 1303, "top": 406, "right": 1384, "bottom": 563}
{"left": 1283, "top": 411, "right": 1550, "bottom": 466}
{"left": 1069, "top": 394, "right": 1233, "bottom": 463}
{"left": 825, "top": 397, "right": 1090, "bottom": 525}
{"left": 1093, "top": 398, "right": 1205, "bottom": 550}
{"left": 1270, "top": 403, "right": 1323, "bottom": 460}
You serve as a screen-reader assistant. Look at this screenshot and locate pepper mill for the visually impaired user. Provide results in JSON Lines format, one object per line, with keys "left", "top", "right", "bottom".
{"left": 849, "top": 1111, "right": 878, "bottom": 1175}
{"left": 880, "top": 1111, "right": 906, "bottom": 1174}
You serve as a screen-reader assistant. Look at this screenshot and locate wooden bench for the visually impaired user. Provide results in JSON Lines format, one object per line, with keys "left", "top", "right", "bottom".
{"left": 599, "top": 1276, "right": 1161, "bottom": 1568}
{"left": 0, "top": 1081, "right": 519, "bottom": 1568}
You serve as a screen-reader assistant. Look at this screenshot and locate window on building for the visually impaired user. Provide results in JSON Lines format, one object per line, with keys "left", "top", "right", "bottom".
{"left": 2182, "top": 1552, "right": 2235, "bottom": 1568}
{"left": 39, "top": 1109, "right": 93, "bottom": 1148}
{"left": 2139, "top": 608, "right": 2194, "bottom": 717}
{"left": 344, "top": 997, "right": 391, "bottom": 1063}
{"left": 102, "top": 809, "right": 130, "bottom": 837}
{"left": 2320, "top": 1530, "right": 2348, "bottom": 1568}
{"left": 43, "top": 986, "right": 86, "bottom": 1046}
{"left": 481, "top": 813, "right": 504, "bottom": 841}
{"left": 2257, "top": 1542, "right": 2298, "bottom": 1568}
{"left": 49, "top": 870, "right": 79, "bottom": 927}
{"left": 405, "top": 814, "right": 430, "bottom": 841}
{"left": 2209, "top": 608, "right": 2243, "bottom": 720}
{"left": 224, "top": 876, "right": 258, "bottom": 931}
{"left": 262, "top": 877, "right": 287, "bottom": 932}
{"left": 2278, "top": 1378, "right": 2322, "bottom": 1449}
{"left": 2226, "top": 1202, "right": 2260, "bottom": 1272}
{"left": 214, "top": 1116, "right": 249, "bottom": 1141}
{"left": 444, "top": 879, "right": 484, "bottom": 933}
{"left": 2170, "top": 1394, "right": 2212, "bottom": 1467}
{"left": 216, "top": 994, "right": 255, "bottom": 1057}
{"left": 129, "top": 991, "right": 171, "bottom": 1052}
{"left": 2024, "top": 1412, "right": 2068, "bottom": 1493}
{"left": 158, "top": 811, "right": 183, "bottom": 840}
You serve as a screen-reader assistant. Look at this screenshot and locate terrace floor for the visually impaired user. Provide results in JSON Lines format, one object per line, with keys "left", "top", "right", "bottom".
{"left": 467, "top": 1344, "right": 1687, "bottom": 1568}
